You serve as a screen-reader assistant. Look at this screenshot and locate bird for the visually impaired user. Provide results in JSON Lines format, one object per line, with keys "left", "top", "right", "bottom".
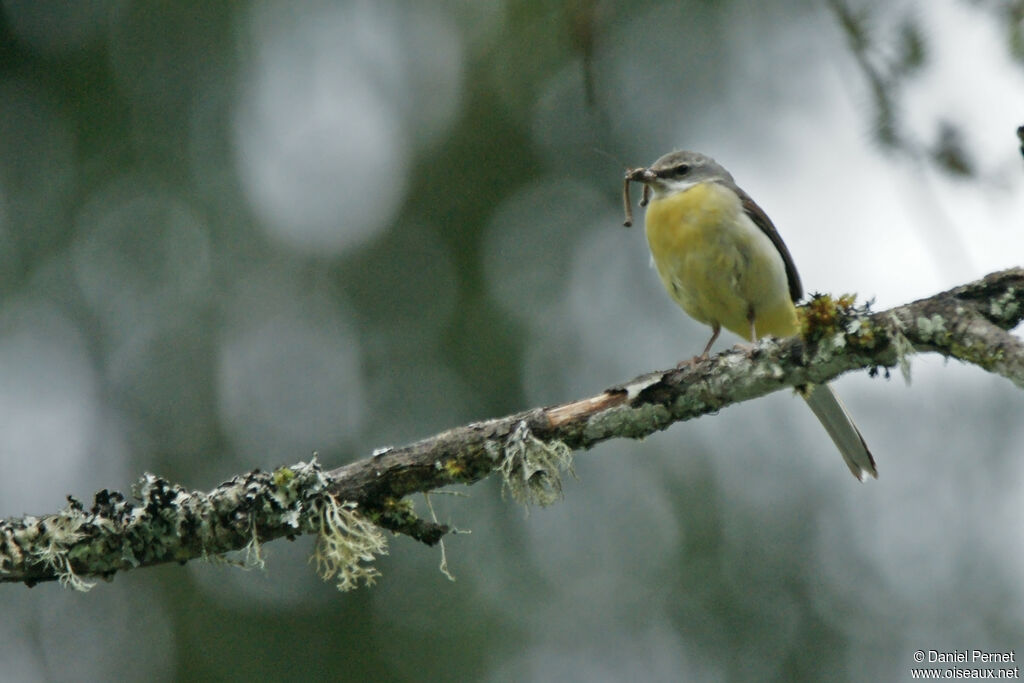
{"left": 624, "top": 150, "right": 877, "bottom": 481}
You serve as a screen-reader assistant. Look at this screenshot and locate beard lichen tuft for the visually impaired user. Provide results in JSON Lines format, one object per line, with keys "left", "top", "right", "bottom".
{"left": 311, "top": 496, "right": 388, "bottom": 592}
{"left": 498, "top": 421, "right": 575, "bottom": 509}
{"left": 31, "top": 501, "right": 94, "bottom": 592}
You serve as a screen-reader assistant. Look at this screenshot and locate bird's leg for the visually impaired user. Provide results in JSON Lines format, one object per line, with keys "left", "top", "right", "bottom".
{"left": 677, "top": 324, "right": 720, "bottom": 368}
{"left": 702, "top": 324, "right": 721, "bottom": 356}
{"left": 730, "top": 308, "right": 758, "bottom": 353}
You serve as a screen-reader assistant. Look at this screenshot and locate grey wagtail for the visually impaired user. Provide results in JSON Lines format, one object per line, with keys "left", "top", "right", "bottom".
{"left": 624, "top": 150, "right": 877, "bottom": 481}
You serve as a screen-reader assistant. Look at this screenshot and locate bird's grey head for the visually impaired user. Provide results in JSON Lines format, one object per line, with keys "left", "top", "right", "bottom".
{"left": 627, "top": 150, "right": 734, "bottom": 199}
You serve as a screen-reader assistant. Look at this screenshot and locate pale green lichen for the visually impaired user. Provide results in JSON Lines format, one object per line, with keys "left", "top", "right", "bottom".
{"left": 889, "top": 313, "right": 915, "bottom": 384}
{"left": 272, "top": 466, "right": 295, "bottom": 488}
{"left": 423, "top": 493, "right": 457, "bottom": 583}
{"left": 949, "top": 338, "right": 1006, "bottom": 371}
{"left": 764, "top": 360, "right": 786, "bottom": 379}
{"left": 483, "top": 440, "right": 504, "bottom": 462}
{"left": 990, "top": 287, "right": 1019, "bottom": 321}
{"left": 1, "top": 457, "right": 382, "bottom": 589}
{"left": 845, "top": 317, "right": 877, "bottom": 348}
{"left": 312, "top": 496, "right": 388, "bottom": 592}
{"left": 915, "top": 314, "right": 948, "bottom": 343}
{"left": 46, "top": 550, "right": 92, "bottom": 592}
{"left": 498, "top": 420, "right": 575, "bottom": 508}
{"left": 909, "top": 310, "right": 1007, "bottom": 371}
{"left": 29, "top": 503, "right": 94, "bottom": 592}
{"left": 587, "top": 402, "right": 671, "bottom": 441}
{"left": 267, "top": 458, "right": 323, "bottom": 519}
{"left": 241, "top": 520, "right": 266, "bottom": 571}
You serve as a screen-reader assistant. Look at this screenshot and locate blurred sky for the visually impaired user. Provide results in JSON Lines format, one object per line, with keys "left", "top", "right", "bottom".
{"left": 0, "top": 1, "right": 1022, "bottom": 681}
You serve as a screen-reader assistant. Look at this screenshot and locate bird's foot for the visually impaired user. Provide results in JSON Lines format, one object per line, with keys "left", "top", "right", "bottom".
{"left": 675, "top": 353, "right": 709, "bottom": 369}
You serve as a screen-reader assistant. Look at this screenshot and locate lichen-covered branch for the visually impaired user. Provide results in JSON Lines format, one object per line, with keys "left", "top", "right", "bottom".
{"left": 2, "top": 268, "right": 1022, "bottom": 590}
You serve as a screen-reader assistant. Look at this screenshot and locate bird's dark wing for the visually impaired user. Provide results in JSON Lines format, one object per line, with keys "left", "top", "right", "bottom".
{"left": 732, "top": 183, "right": 803, "bottom": 303}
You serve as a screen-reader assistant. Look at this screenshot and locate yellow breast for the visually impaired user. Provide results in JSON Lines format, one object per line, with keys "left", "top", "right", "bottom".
{"left": 644, "top": 182, "right": 798, "bottom": 341}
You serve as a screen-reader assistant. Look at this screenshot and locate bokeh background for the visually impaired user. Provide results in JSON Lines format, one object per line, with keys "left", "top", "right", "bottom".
{"left": 1, "top": 0, "right": 1023, "bottom": 680}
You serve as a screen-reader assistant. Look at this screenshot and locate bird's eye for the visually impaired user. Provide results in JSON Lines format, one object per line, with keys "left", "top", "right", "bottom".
{"left": 672, "top": 163, "right": 690, "bottom": 176}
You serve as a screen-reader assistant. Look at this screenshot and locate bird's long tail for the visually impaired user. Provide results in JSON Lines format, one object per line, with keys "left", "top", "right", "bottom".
{"left": 803, "top": 383, "right": 878, "bottom": 481}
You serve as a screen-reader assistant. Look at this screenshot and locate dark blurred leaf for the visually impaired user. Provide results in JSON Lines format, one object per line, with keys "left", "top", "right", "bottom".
{"left": 896, "top": 19, "right": 927, "bottom": 74}
{"left": 830, "top": 0, "right": 869, "bottom": 53}
{"left": 931, "top": 121, "right": 974, "bottom": 177}
{"left": 565, "top": 0, "right": 598, "bottom": 105}
{"left": 1006, "top": 0, "right": 1024, "bottom": 62}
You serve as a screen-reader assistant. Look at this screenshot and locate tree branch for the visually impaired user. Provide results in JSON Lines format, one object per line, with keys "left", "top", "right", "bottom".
{"left": 3, "top": 268, "right": 1022, "bottom": 590}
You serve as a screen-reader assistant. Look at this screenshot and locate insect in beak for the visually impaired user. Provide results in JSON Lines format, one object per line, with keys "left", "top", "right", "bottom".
{"left": 622, "top": 168, "right": 652, "bottom": 227}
